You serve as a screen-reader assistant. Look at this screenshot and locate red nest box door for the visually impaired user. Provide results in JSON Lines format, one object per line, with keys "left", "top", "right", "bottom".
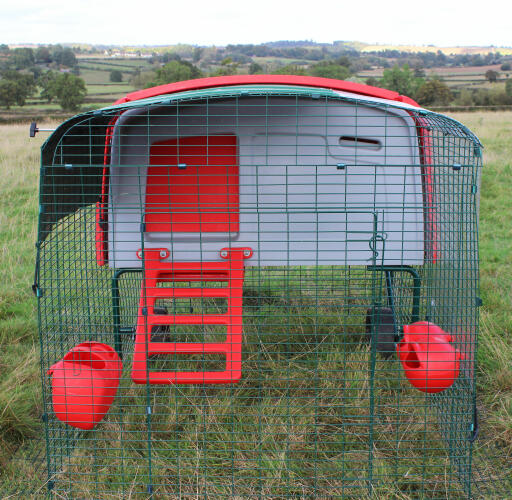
{"left": 145, "top": 134, "right": 239, "bottom": 233}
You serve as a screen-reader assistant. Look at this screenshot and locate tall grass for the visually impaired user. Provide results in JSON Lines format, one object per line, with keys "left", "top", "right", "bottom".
{"left": 0, "top": 124, "right": 52, "bottom": 467}
{"left": 448, "top": 112, "right": 512, "bottom": 494}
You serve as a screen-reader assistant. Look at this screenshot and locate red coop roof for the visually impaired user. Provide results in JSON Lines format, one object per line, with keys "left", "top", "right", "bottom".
{"left": 115, "top": 74, "right": 419, "bottom": 107}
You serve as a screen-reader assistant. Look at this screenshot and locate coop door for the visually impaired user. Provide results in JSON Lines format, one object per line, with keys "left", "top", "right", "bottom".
{"left": 145, "top": 135, "right": 239, "bottom": 233}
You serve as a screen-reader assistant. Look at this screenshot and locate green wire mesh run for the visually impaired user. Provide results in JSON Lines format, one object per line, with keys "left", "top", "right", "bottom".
{"left": 34, "top": 87, "right": 481, "bottom": 498}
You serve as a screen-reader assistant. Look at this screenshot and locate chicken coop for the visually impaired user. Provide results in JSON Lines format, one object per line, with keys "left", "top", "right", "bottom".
{"left": 34, "top": 75, "right": 482, "bottom": 498}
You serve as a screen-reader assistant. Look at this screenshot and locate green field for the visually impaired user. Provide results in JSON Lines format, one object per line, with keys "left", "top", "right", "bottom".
{"left": 357, "top": 64, "right": 509, "bottom": 91}
{"left": 0, "top": 112, "right": 510, "bottom": 497}
{"left": 1, "top": 57, "right": 142, "bottom": 120}
{"left": 1, "top": 48, "right": 510, "bottom": 123}
{"left": 359, "top": 45, "right": 512, "bottom": 56}
{"left": 0, "top": 57, "right": 150, "bottom": 118}
{"left": 78, "top": 58, "right": 148, "bottom": 102}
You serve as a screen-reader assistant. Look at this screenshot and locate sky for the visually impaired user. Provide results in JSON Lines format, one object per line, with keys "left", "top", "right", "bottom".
{"left": 1, "top": 0, "right": 511, "bottom": 48}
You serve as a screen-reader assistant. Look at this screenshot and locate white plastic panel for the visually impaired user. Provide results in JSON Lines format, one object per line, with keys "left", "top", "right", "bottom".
{"left": 106, "top": 96, "right": 424, "bottom": 267}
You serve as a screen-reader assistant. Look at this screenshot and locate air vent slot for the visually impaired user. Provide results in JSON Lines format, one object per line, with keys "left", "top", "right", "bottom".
{"left": 339, "top": 136, "right": 382, "bottom": 150}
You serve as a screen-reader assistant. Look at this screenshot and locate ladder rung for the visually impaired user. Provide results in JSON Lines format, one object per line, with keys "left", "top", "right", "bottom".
{"left": 146, "top": 314, "right": 231, "bottom": 325}
{"left": 146, "top": 342, "right": 231, "bottom": 354}
{"left": 155, "top": 272, "right": 230, "bottom": 283}
{"left": 154, "top": 262, "right": 232, "bottom": 273}
{"left": 146, "top": 288, "right": 231, "bottom": 299}
{"left": 132, "top": 369, "right": 242, "bottom": 385}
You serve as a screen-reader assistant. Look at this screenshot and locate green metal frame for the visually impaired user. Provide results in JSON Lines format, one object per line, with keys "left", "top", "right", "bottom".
{"left": 113, "top": 265, "right": 422, "bottom": 360}
{"left": 383, "top": 265, "right": 422, "bottom": 325}
{"left": 33, "top": 86, "right": 482, "bottom": 498}
{"left": 112, "top": 269, "right": 141, "bottom": 359}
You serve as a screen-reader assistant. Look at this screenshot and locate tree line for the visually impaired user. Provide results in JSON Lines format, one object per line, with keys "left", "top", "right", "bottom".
{"left": 130, "top": 56, "right": 512, "bottom": 108}
{"left": 365, "top": 64, "right": 512, "bottom": 107}
{"left": 1, "top": 42, "right": 512, "bottom": 112}
{"left": 0, "top": 45, "right": 86, "bottom": 110}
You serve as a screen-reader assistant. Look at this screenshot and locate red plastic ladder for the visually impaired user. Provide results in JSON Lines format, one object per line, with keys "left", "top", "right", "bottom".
{"left": 132, "top": 247, "right": 252, "bottom": 384}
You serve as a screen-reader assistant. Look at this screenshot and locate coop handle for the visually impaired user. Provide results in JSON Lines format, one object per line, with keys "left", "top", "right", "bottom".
{"left": 29, "top": 122, "right": 55, "bottom": 137}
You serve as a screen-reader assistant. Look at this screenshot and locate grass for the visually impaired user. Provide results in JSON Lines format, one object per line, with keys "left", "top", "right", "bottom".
{"left": 448, "top": 111, "right": 512, "bottom": 495}
{"left": 80, "top": 68, "right": 133, "bottom": 87}
{"left": 0, "top": 112, "right": 511, "bottom": 497}
{"left": 0, "top": 124, "right": 50, "bottom": 470}
{"left": 77, "top": 58, "right": 152, "bottom": 101}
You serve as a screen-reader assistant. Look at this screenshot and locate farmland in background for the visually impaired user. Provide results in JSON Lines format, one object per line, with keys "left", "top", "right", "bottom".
{"left": 1, "top": 41, "right": 512, "bottom": 122}
{"left": 358, "top": 64, "right": 510, "bottom": 89}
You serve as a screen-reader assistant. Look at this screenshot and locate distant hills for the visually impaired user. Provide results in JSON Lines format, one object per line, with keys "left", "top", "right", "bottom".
{"left": 359, "top": 44, "right": 512, "bottom": 56}
{"left": 6, "top": 41, "right": 512, "bottom": 56}
{"left": 1, "top": 39, "right": 511, "bottom": 116}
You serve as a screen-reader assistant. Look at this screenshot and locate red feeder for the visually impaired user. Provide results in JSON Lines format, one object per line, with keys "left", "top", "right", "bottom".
{"left": 48, "top": 342, "right": 122, "bottom": 430}
{"left": 396, "top": 322, "right": 465, "bottom": 393}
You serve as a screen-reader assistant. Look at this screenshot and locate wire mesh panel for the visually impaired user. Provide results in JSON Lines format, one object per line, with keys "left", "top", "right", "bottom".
{"left": 35, "top": 83, "right": 482, "bottom": 498}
